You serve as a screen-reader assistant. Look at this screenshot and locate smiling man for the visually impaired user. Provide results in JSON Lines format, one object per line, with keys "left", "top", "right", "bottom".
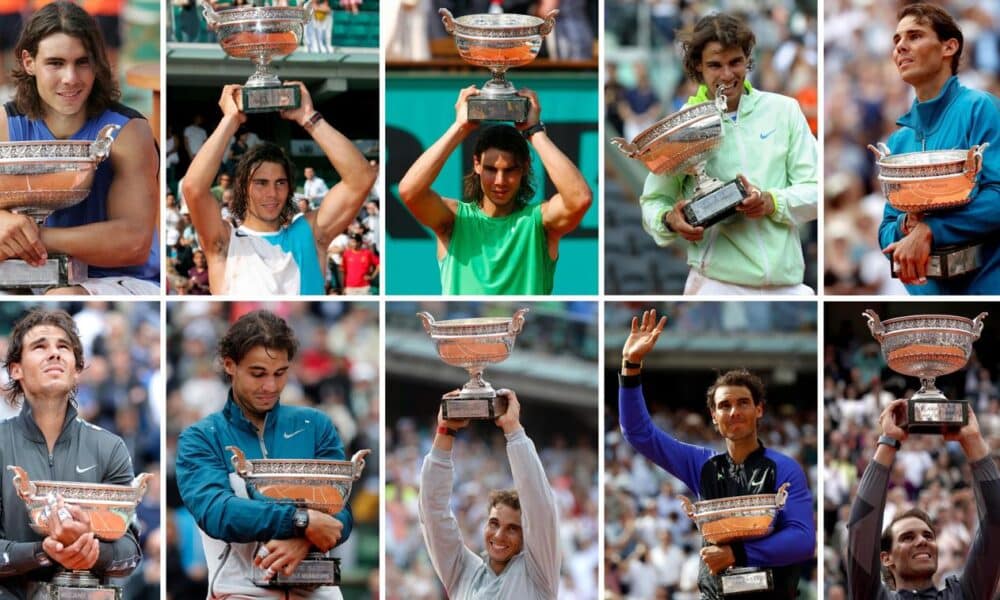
{"left": 0, "top": 308, "right": 141, "bottom": 599}
{"left": 418, "top": 389, "right": 560, "bottom": 599}
{"left": 175, "top": 310, "right": 352, "bottom": 599}
{"left": 398, "top": 86, "right": 591, "bottom": 295}
{"left": 847, "top": 399, "right": 1000, "bottom": 599}
{"left": 181, "top": 84, "right": 375, "bottom": 295}
{"left": 0, "top": 1, "right": 158, "bottom": 294}
{"left": 617, "top": 310, "right": 814, "bottom": 599}
{"left": 639, "top": 13, "right": 817, "bottom": 295}
{"left": 876, "top": 3, "right": 1000, "bottom": 294}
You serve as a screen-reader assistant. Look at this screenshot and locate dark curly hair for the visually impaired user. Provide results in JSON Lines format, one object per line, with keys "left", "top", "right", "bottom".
{"left": 11, "top": 1, "right": 121, "bottom": 120}
{"left": 462, "top": 125, "right": 536, "bottom": 208}
{"left": 231, "top": 143, "right": 297, "bottom": 228}
{"left": 218, "top": 310, "right": 298, "bottom": 375}
{"left": 898, "top": 3, "right": 963, "bottom": 75}
{"left": 3, "top": 309, "right": 85, "bottom": 407}
{"left": 488, "top": 489, "right": 521, "bottom": 513}
{"left": 705, "top": 368, "right": 766, "bottom": 413}
{"left": 679, "top": 13, "right": 756, "bottom": 84}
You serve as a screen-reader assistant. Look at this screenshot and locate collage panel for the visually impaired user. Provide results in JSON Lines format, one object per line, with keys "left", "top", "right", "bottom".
{"left": 164, "top": 301, "right": 379, "bottom": 599}
{"left": 604, "top": 301, "right": 818, "bottom": 599}
{"left": 824, "top": 301, "right": 1000, "bottom": 598}
{"left": 164, "top": 6, "right": 379, "bottom": 296}
{"left": 384, "top": 300, "right": 598, "bottom": 596}
{"left": 0, "top": 300, "right": 161, "bottom": 599}
{"left": 604, "top": 1, "right": 818, "bottom": 295}
{"left": 824, "top": 0, "right": 1000, "bottom": 295}
{"left": 0, "top": 1, "right": 161, "bottom": 295}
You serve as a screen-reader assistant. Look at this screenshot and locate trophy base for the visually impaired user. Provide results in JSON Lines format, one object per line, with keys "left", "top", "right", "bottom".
{"left": 442, "top": 391, "right": 507, "bottom": 420}
{"left": 251, "top": 553, "right": 341, "bottom": 587}
{"left": 468, "top": 96, "right": 530, "bottom": 123}
{"left": 905, "top": 397, "right": 968, "bottom": 434}
{"left": 891, "top": 243, "right": 981, "bottom": 279}
{"left": 683, "top": 178, "right": 749, "bottom": 228}
{"left": 239, "top": 85, "right": 301, "bottom": 114}
{"left": 0, "top": 254, "right": 87, "bottom": 291}
{"left": 31, "top": 573, "right": 120, "bottom": 600}
{"left": 720, "top": 566, "right": 773, "bottom": 596}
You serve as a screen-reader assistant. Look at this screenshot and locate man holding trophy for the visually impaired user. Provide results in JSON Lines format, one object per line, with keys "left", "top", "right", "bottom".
{"left": 175, "top": 310, "right": 356, "bottom": 599}
{"left": 618, "top": 310, "right": 814, "bottom": 599}
{"left": 0, "top": 309, "right": 142, "bottom": 599}
{"left": 637, "top": 13, "right": 817, "bottom": 295}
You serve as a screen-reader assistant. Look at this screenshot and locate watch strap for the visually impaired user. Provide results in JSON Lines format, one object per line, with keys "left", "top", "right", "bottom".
{"left": 877, "top": 434, "right": 901, "bottom": 450}
{"left": 522, "top": 121, "right": 545, "bottom": 139}
{"left": 622, "top": 358, "right": 642, "bottom": 370}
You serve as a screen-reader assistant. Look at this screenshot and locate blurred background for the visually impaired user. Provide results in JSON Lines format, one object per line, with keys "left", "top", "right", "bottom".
{"left": 603, "top": 301, "right": 818, "bottom": 599}
{"left": 823, "top": 0, "right": 1000, "bottom": 294}
{"left": 164, "top": 301, "right": 379, "bottom": 600}
{"left": 0, "top": 301, "right": 161, "bottom": 600}
{"left": 385, "top": 1, "right": 599, "bottom": 294}
{"left": 604, "top": 0, "right": 818, "bottom": 293}
{"left": 383, "top": 301, "right": 599, "bottom": 598}
{"left": 823, "top": 302, "right": 1000, "bottom": 599}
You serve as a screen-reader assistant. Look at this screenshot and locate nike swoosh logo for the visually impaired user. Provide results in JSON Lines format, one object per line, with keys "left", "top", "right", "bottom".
{"left": 760, "top": 129, "right": 776, "bottom": 140}
{"left": 76, "top": 465, "right": 96, "bottom": 474}
{"left": 284, "top": 429, "right": 305, "bottom": 439}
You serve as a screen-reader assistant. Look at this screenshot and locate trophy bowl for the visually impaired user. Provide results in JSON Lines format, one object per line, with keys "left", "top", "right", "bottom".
{"left": 228, "top": 446, "right": 369, "bottom": 515}
{"left": 679, "top": 483, "right": 789, "bottom": 545}
{"left": 610, "top": 100, "right": 724, "bottom": 176}
{"left": 0, "top": 124, "right": 118, "bottom": 221}
{"left": 863, "top": 310, "right": 986, "bottom": 378}
{"left": 6, "top": 466, "right": 152, "bottom": 541}
{"left": 868, "top": 143, "right": 988, "bottom": 212}
{"left": 439, "top": 9, "right": 557, "bottom": 73}
{"left": 417, "top": 308, "right": 527, "bottom": 372}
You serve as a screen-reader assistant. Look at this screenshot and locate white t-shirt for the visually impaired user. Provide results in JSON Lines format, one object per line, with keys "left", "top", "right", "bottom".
{"left": 183, "top": 124, "right": 208, "bottom": 157}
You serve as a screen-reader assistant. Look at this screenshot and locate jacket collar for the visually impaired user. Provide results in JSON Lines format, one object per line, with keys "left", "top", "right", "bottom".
{"left": 688, "top": 80, "right": 757, "bottom": 114}
{"left": 222, "top": 389, "right": 278, "bottom": 434}
{"left": 897, "top": 75, "right": 961, "bottom": 136}
{"left": 16, "top": 399, "right": 78, "bottom": 445}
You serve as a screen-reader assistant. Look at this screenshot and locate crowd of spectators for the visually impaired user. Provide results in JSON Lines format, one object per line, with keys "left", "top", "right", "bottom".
{"left": 163, "top": 301, "right": 380, "bottom": 600}
{"left": 823, "top": 0, "right": 1000, "bottom": 294}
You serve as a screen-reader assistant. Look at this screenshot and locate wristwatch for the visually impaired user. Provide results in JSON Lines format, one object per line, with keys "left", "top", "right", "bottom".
{"left": 876, "top": 434, "right": 901, "bottom": 450}
{"left": 522, "top": 121, "right": 546, "bottom": 139}
{"left": 293, "top": 507, "right": 310, "bottom": 535}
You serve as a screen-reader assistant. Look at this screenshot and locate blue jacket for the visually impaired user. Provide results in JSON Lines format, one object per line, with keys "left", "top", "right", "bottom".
{"left": 877, "top": 76, "right": 1000, "bottom": 294}
{"left": 175, "top": 391, "right": 353, "bottom": 545}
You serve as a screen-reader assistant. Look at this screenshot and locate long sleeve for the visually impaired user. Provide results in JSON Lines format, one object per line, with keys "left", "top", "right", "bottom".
{"left": 958, "top": 457, "right": 1000, "bottom": 600}
{"left": 417, "top": 447, "right": 479, "bottom": 594}
{"left": 0, "top": 541, "right": 45, "bottom": 578}
{"left": 639, "top": 171, "right": 689, "bottom": 247}
{"left": 314, "top": 416, "right": 353, "bottom": 544}
{"left": 847, "top": 460, "right": 892, "bottom": 600}
{"left": 507, "top": 428, "right": 560, "bottom": 598}
{"left": 736, "top": 454, "right": 815, "bottom": 567}
{"left": 92, "top": 438, "right": 141, "bottom": 577}
{"left": 767, "top": 103, "right": 818, "bottom": 227}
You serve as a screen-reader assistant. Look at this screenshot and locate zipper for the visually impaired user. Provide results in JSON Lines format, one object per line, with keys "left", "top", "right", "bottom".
{"left": 258, "top": 413, "right": 269, "bottom": 458}
{"left": 48, "top": 452, "right": 54, "bottom": 478}
{"left": 209, "top": 543, "right": 232, "bottom": 598}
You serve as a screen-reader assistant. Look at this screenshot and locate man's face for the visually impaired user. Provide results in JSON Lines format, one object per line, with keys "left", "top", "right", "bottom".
{"left": 696, "top": 42, "right": 749, "bottom": 112}
{"left": 483, "top": 503, "right": 523, "bottom": 568}
{"left": 892, "top": 16, "right": 956, "bottom": 87}
{"left": 219, "top": 174, "right": 232, "bottom": 189}
{"left": 22, "top": 33, "right": 95, "bottom": 119}
{"left": 246, "top": 161, "right": 290, "bottom": 226}
{"left": 223, "top": 346, "right": 289, "bottom": 422}
{"left": 10, "top": 324, "right": 79, "bottom": 401}
{"left": 881, "top": 516, "right": 938, "bottom": 583}
{"left": 474, "top": 149, "right": 524, "bottom": 207}
{"left": 709, "top": 385, "right": 761, "bottom": 442}
{"left": 304, "top": 167, "right": 315, "bottom": 180}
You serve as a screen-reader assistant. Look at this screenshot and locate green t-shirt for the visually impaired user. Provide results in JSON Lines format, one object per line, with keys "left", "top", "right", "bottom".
{"left": 439, "top": 201, "right": 556, "bottom": 295}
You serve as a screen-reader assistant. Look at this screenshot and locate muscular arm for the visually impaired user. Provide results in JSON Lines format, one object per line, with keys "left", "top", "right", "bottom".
{"left": 397, "top": 121, "right": 465, "bottom": 242}
{"left": 507, "top": 427, "right": 560, "bottom": 597}
{"left": 959, "top": 457, "right": 1000, "bottom": 600}
{"left": 305, "top": 118, "right": 375, "bottom": 249}
{"left": 180, "top": 114, "right": 241, "bottom": 259}
{"left": 39, "top": 119, "right": 157, "bottom": 267}
{"left": 536, "top": 129, "right": 592, "bottom": 239}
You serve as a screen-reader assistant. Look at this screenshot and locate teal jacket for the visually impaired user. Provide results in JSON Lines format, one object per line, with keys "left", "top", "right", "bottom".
{"left": 640, "top": 82, "right": 818, "bottom": 287}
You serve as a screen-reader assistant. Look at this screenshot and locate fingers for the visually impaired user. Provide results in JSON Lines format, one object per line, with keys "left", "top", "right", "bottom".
{"left": 671, "top": 200, "right": 705, "bottom": 242}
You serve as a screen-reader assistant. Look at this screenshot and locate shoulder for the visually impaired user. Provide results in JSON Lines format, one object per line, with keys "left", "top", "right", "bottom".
{"left": 105, "top": 102, "right": 147, "bottom": 122}
{"left": 74, "top": 416, "right": 129, "bottom": 449}
{"left": 279, "top": 403, "right": 332, "bottom": 428}
{"left": 178, "top": 411, "right": 226, "bottom": 444}
{"left": 764, "top": 448, "right": 807, "bottom": 479}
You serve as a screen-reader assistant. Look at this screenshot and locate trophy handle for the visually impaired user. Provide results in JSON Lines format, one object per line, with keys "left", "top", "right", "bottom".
{"left": 350, "top": 449, "right": 371, "bottom": 480}
{"left": 89, "top": 124, "right": 120, "bottom": 162}
{"left": 227, "top": 446, "right": 253, "bottom": 477}
{"left": 438, "top": 8, "right": 455, "bottom": 35}
{"left": 200, "top": 0, "right": 221, "bottom": 29}
{"left": 133, "top": 473, "right": 154, "bottom": 497}
{"left": 966, "top": 144, "right": 988, "bottom": 178}
{"left": 678, "top": 495, "right": 695, "bottom": 519}
{"left": 610, "top": 137, "right": 640, "bottom": 158}
{"left": 7, "top": 466, "right": 36, "bottom": 501}
{"left": 972, "top": 312, "right": 988, "bottom": 338}
{"left": 509, "top": 308, "right": 529, "bottom": 335}
{"left": 417, "top": 312, "right": 436, "bottom": 334}
{"left": 539, "top": 9, "right": 559, "bottom": 37}
{"left": 774, "top": 482, "right": 790, "bottom": 509}
{"left": 862, "top": 309, "right": 885, "bottom": 343}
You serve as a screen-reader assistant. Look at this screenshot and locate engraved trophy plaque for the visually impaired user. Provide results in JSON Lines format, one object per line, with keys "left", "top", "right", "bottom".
{"left": 439, "top": 9, "right": 557, "bottom": 122}
{"left": 0, "top": 124, "right": 119, "bottom": 291}
{"left": 611, "top": 88, "right": 749, "bottom": 228}
{"left": 417, "top": 308, "right": 528, "bottom": 419}
{"left": 679, "top": 484, "right": 789, "bottom": 596}
{"left": 6, "top": 467, "right": 153, "bottom": 600}
{"left": 201, "top": 1, "right": 313, "bottom": 113}
{"left": 227, "top": 446, "right": 370, "bottom": 587}
{"left": 863, "top": 309, "right": 985, "bottom": 433}
{"left": 869, "top": 143, "right": 989, "bottom": 279}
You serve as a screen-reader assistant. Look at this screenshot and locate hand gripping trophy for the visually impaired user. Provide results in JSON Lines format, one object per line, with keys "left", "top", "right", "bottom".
{"left": 417, "top": 308, "right": 528, "bottom": 419}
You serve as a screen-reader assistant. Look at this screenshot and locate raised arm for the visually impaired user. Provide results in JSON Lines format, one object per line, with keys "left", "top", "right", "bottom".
{"left": 179, "top": 86, "right": 245, "bottom": 259}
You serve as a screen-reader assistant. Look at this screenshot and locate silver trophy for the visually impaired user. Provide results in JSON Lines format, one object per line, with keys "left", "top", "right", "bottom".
{"left": 439, "top": 9, "right": 557, "bottom": 122}
{"left": 6, "top": 467, "right": 153, "bottom": 600}
{"left": 0, "top": 124, "right": 118, "bottom": 291}
{"left": 863, "top": 309, "right": 986, "bottom": 433}
{"left": 869, "top": 143, "right": 989, "bottom": 278}
{"left": 417, "top": 308, "right": 528, "bottom": 419}
{"left": 227, "top": 446, "right": 369, "bottom": 587}
{"left": 679, "top": 483, "right": 790, "bottom": 596}
{"left": 201, "top": 1, "right": 313, "bottom": 112}
{"left": 611, "top": 88, "right": 749, "bottom": 228}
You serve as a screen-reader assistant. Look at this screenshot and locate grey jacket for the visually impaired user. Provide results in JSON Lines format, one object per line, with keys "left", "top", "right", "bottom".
{"left": 0, "top": 402, "right": 142, "bottom": 600}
